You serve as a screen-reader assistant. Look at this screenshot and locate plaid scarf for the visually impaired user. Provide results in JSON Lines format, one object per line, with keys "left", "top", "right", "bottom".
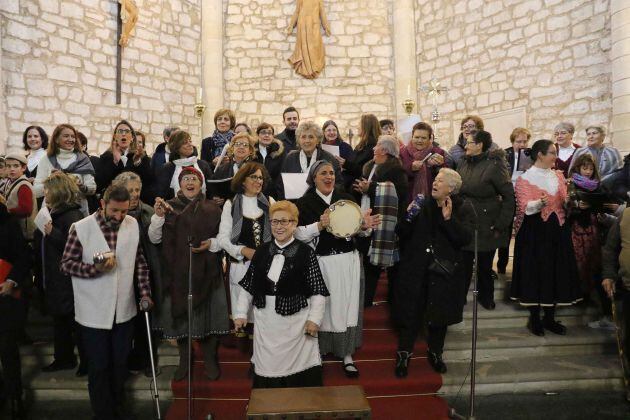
{"left": 369, "top": 181, "right": 399, "bottom": 267}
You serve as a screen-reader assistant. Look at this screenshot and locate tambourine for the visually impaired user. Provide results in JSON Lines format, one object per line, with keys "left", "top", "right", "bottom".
{"left": 326, "top": 199, "right": 363, "bottom": 239}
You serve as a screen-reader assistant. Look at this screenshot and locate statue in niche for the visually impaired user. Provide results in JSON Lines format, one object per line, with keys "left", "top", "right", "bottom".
{"left": 286, "top": 0, "right": 331, "bottom": 79}
{"left": 118, "top": 0, "right": 138, "bottom": 47}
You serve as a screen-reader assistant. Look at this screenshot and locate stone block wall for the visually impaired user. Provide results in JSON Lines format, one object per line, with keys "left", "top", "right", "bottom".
{"left": 416, "top": 0, "right": 612, "bottom": 147}
{"left": 222, "top": 0, "right": 395, "bottom": 141}
{"left": 1, "top": 0, "right": 201, "bottom": 154}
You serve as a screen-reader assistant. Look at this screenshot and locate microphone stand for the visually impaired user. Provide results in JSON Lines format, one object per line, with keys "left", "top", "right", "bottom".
{"left": 141, "top": 300, "right": 161, "bottom": 419}
{"left": 449, "top": 202, "right": 479, "bottom": 420}
{"left": 187, "top": 236, "right": 194, "bottom": 420}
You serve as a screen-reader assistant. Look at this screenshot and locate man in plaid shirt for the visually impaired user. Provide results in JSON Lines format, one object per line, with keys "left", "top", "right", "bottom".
{"left": 61, "top": 184, "right": 153, "bottom": 420}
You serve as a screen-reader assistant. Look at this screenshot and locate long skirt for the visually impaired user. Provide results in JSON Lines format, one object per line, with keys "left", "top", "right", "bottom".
{"left": 155, "top": 283, "right": 230, "bottom": 339}
{"left": 510, "top": 213, "right": 582, "bottom": 307}
{"left": 317, "top": 251, "right": 363, "bottom": 358}
{"left": 570, "top": 217, "right": 601, "bottom": 294}
{"left": 251, "top": 296, "right": 321, "bottom": 379}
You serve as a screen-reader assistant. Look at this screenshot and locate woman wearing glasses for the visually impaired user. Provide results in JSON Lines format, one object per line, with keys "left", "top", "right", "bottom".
{"left": 295, "top": 161, "right": 379, "bottom": 378}
{"left": 218, "top": 163, "right": 273, "bottom": 335}
{"left": 456, "top": 130, "right": 514, "bottom": 311}
{"left": 148, "top": 166, "right": 229, "bottom": 380}
{"left": 233, "top": 200, "right": 329, "bottom": 388}
{"left": 97, "top": 120, "right": 153, "bottom": 196}
{"left": 511, "top": 140, "right": 581, "bottom": 336}
{"left": 254, "top": 123, "right": 285, "bottom": 199}
{"left": 210, "top": 132, "right": 257, "bottom": 205}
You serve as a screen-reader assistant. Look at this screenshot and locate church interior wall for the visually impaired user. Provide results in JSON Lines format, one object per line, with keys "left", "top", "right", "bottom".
{"left": 0, "top": 0, "right": 202, "bottom": 154}
{"left": 415, "top": 0, "right": 612, "bottom": 148}
{"left": 222, "top": 0, "right": 396, "bottom": 142}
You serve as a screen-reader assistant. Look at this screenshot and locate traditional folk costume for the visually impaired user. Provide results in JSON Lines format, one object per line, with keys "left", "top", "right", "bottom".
{"left": 295, "top": 188, "right": 363, "bottom": 359}
{"left": 148, "top": 190, "right": 229, "bottom": 339}
{"left": 235, "top": 238, "right": 329, "bottom": 388}
{"left": 511, "top": 166, "right": 581, "bottom": 334}
{"left": 218, "top": 193, "right": 272, "bottom": 320}
{"left": 148, "top": 179, "right": 229, "bottom": 380}
{"left": 3, "top": 174, "right": 37, "bottom": 241}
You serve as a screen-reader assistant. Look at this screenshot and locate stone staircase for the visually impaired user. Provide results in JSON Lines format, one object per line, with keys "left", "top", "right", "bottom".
{"left": 441, "top": 272, "right": 624, "bottom": 398}
{"left": 18, "top": 266, "right": 626, "bottom": 410}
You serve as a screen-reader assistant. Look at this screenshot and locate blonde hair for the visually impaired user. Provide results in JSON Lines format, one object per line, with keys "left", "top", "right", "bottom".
{"left": 44, "top": 172, "right": 81, "bottom": 210}
{"left": 509, "top": 127, "right": 531, "bottom": 143}
{"left": 270, "top": 200, "right": 299, "bottom": 221}
{"left": 226, "top": 132, "right": 257, "bottom": 158}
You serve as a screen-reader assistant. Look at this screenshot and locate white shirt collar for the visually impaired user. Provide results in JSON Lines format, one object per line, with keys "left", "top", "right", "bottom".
{"left": 274, "top": 237, "right": 295, "bottom": 249}
{"left": 316, "top": 189, "right": 333, "bottom": 205}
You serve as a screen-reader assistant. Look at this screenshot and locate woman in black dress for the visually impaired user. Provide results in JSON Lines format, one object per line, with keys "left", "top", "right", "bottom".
{"left": 394, "top": 168, "right": 471, "bottom": 376}
{"left": 511, "top": 140, "right": 582, "bottom": 336}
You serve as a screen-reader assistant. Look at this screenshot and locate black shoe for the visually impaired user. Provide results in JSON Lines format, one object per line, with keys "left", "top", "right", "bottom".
{"left": 76, "top": 363, "right": 88, "bottom": 377}
{"left": 343, "top": 362, "right": 360, "bottom": 378}
{"left": 497, "top": 266, "right": 506, "bottom": 274}
{"left": 527, "top": 316, "right": 544, "bottom": 336}
{"left": 427, "top": 351, "right": 447, "bottom": 374}
{"left": 543, "top": 318, "right": 567, "bottom": 335}
{"left": 144, "top": 364, "right": 161, "bottom": 378}
{"left": 395, "top": 351, "right": 412, "bottom": 378}
{"left": 42, "top": 359, "right": 77, "bottom": 372}
{"left": 480, "top": 298, "right": 496, "bottom": 310}
{"left": 490, "top": 270, "right": 499, "bottom": 281}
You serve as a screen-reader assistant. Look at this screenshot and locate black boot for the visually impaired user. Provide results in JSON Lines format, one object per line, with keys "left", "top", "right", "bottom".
{"left": 543, "top": 307, "right": 566, "bottom": 335}
{"left": 427, "top": 351, "right": 447, "bottom": 374}
{"left": 173, "top": 339, "right": 189, "bottom": 381}
{"left": 527, "top": 307, "right": 544, "bottom": 336}
{"left": 395, "top": 351, "right": 412, "bottom": 378}
{"left": 200, "top": 335, "right": 221, "bottom": 380}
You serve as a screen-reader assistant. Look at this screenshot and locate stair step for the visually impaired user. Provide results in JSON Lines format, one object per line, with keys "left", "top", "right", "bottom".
{"left": 443, "top": 326, "right": 617, "bottom": 360}
{"left": 440, "top": 353, "right": 624, "bottom": 396}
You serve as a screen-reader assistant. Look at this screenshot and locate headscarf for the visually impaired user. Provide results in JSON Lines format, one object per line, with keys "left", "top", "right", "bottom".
{"left": 306, "top": 160, "right": 333, "bottom": 188}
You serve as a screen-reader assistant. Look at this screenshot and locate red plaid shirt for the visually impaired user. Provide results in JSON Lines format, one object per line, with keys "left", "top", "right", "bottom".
{"left": 60, "top": 210, "right": 151, "bottom": 297}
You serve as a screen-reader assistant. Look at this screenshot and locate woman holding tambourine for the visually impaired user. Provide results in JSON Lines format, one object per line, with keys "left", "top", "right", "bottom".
{"left": 295, "top": 160, "right": 380, "bottom": 378}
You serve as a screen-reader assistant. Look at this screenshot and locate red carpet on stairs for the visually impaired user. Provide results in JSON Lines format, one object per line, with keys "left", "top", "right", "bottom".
{"left": 166, "top": 275, "right": 450, "bottom": 419}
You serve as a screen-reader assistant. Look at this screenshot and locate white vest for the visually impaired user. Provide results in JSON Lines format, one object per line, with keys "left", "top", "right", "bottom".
{"left": 71, "top": 214, "right": 139, "bottom": 329}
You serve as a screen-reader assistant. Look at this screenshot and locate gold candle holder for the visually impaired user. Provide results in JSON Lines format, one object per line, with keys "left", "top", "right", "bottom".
{"left": 194, "top": 102, "right": 206, "bottom": 119}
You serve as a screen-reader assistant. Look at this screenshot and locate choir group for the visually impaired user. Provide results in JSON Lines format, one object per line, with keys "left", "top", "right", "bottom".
{"left": 1, "top": 106, "right": 629, "bottom": 419}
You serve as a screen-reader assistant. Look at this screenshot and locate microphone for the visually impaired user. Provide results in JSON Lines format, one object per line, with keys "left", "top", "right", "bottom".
{"left": 187, "top": 235, "right": 195, "bottom": 246}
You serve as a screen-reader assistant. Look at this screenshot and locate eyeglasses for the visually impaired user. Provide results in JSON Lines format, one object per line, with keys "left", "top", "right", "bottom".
{"left": 462, "top": 124, "right": 476, "bottom": 130}
{"left": 465, "top": 141, "right": 479, "bottom": 146}
{"left": 258, "top": 130, "right": 273, "bottom": 135}
{"left": 181, "top": 176, "right": 199, "bottom": 182}
{"left": 117, "top": 128, "right": 132, "bottom": 135}
{"left": 248, "top": 175, "right": 264, "bottom": 181}
{"left": 233, "top": 141, "right": 249, "bottom": 148}
{"left": 270, "top": 219, "right": 295, "bottom": 227}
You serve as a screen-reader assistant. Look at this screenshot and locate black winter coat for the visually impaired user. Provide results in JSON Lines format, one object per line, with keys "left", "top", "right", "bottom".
{"left": 97, "top": 150, "right": 153, "bottom": 199}
{"left": 395, "top": 196, "right": 471, "bottom": 326}
{"left": 360, "top": 158, "right": 409, "bottom": 222}
{"left": 457, "top": 149, "right": 515, "bottom": 252}
{"left": 36, "top": 204, "right": 84, "bottom": 316}
{"left": 0, "top": 205, "right": 30, "bottom": 332}
{"left": 255, "top": 139, "right": 286, "bottom": 199}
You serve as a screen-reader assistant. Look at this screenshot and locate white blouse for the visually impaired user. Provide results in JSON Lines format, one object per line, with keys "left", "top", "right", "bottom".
{"left": 217, "top": 196, "right": 264, "bottom": 260}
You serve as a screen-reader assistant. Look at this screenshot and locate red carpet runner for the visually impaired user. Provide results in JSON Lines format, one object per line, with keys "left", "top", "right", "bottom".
{"left": 166, "top": 277, "right": 449, "bottom": 419}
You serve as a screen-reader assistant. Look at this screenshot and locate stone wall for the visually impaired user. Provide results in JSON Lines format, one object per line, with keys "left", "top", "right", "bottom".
{"left": 416, "top": 0, "right": 612, "bottom": 148}
{"left": 222, "top": 0, "right": 396, "bottom": 141}
{"left": 0, "top": 0, "right": 201, "bottom": 154}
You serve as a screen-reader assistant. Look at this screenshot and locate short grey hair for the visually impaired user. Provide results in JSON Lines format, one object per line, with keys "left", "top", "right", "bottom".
{"left": 163, "top": 126, "right": 180, "bottom": 141}
{"left": 377, "top": 135, "right": 400, "bottom": 158}
{"left": 585, "top": 124, "right": 606, "bottom": 137}
{"left": 554, "top": 122, "right": 575, "bottom": 134}
{"left": 296, "top": 121, "right": 323, "bottom": 148}
{"left": 113, "top": 171, "right": 142, "bottom": 187}
{"left": 438, "top": 168, "right": 462, "bottom": 194}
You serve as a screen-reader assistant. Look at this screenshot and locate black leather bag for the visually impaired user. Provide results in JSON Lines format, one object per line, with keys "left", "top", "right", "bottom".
{"left": 427, "top": 244, "right": 457, "bottom": 277}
